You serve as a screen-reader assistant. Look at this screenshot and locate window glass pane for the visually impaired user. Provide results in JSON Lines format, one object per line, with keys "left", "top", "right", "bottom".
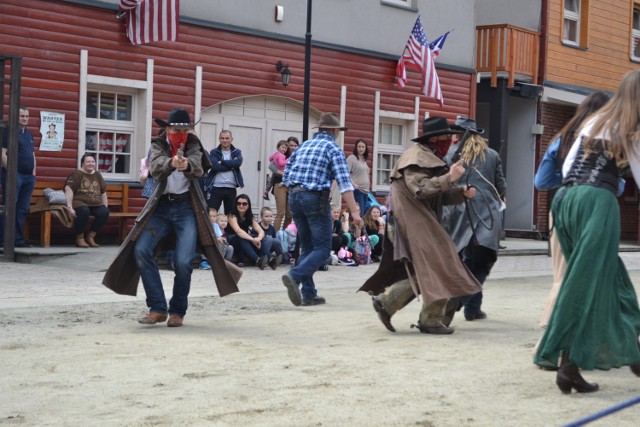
{"left": 85, "top": 131, "right": 98, "bottom": 151}
{"left": 379, "top": 123, "right": 403, "bottom": 146}
{"left": 100, "top": 92, "right": 115, "bottom": 120}
{"left": 564, "top": 0, "right": 579, "bottom": 13}
{"left": 116, "top": 95, "right": 132, "bottom": 121}
{"left": 634, "top": 36, "right": 640, "bottom": 58}
{"left": 376, "top": 153, "right": 401, "bottom": 186}
{"left": 634, "top": 8, "right": 640, "bottom": 30}
{"left": 86, "top": 92, "right": 99, "bottom": 119}
{"left": 564, "top": 19, "right": 578, "bottom": 42}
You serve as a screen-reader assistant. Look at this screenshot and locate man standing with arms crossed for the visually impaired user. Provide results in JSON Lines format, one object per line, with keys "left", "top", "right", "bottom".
{"left": 282, "top": 113, "right": 362, "bottom": 306}
{"left": 206, "top": 130, "right": 243, "bottom": 215}
{"left": 1, "top": 106, "right": 36, "bottom": 248}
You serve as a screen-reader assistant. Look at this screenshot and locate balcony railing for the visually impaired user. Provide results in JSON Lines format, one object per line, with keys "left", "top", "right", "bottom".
{"left": 476, "top": 24, "right": 541, "bottom": 88}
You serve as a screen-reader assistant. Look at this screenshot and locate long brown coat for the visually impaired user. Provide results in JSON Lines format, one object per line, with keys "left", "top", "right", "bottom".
{"left": 102, "top": 133, "right": 242, "bottom": 297}
{"left": 359, "top": 143, "right": 480, "bottom": 305}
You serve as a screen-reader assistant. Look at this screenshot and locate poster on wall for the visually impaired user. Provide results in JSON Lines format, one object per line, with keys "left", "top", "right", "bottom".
{"left": 39, "top": 111, "right": 65, "bottom": 151}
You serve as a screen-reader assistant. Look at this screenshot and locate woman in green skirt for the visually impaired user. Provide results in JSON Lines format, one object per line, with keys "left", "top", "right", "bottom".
{"left": 534, "top": 70, "right": 640, "bottom": 394}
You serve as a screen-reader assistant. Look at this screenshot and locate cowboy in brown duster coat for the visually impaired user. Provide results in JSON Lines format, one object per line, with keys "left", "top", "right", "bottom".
{"left": 360, "top": 117, "right": 481, "bottom": 334}
{"left": 102, "top": 109, "right": 242, "bottom": 327}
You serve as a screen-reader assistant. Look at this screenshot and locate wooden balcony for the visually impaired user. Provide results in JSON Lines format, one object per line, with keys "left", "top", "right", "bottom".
{"left": 476, "top": 24, "right": 541, "bottom": 88}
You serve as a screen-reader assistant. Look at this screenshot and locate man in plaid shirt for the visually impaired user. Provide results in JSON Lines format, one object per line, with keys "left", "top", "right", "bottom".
{"left": 282, "top": 113, "right": 362, "bottom": 306}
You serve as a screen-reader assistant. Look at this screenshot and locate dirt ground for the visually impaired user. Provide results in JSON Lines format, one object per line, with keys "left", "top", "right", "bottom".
{"left": 2, "top": 270, "right": 640, "bottom": 426}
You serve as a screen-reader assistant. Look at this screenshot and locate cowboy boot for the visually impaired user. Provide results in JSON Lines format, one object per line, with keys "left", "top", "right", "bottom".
{"left": 556, "top": 352, "right": 599, "bottom": 394}
{"left": 75, "top": 234, "right": 89, "bottom": 248}
{"left": 85, "top": 231, "right": 99, "bottom": 247}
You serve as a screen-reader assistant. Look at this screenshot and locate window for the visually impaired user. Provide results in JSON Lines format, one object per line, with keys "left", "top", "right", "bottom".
{"left": 375, "top": 121, "right": 406, "bottom": 189}
{"left": 632, "top": 5, "right": 640, "bottom": 60}
{"left": 563, "top": 0, "right": 581, "bottom": 46}
{"left": 381, "top": 0, "right": 415, "bottom": 9}
{"left": 84, "top": 89, "right": 135, "bottom": 175}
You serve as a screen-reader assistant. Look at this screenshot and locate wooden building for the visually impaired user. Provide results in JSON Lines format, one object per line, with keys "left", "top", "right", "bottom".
{"left": 1, "top": 0, "right": 476, "bottom": 245}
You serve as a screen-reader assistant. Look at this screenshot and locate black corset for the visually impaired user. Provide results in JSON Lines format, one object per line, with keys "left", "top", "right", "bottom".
{"left": 563, "top": 139, "right": 619, "bottom": 195}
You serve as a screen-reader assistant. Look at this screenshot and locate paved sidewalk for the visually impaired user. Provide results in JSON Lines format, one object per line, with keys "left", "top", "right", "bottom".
{"left": 1, "top": 238, "right": 640, "bottom": 310}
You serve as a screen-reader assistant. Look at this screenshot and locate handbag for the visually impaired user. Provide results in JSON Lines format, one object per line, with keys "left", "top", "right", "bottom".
{"left": 353, "top": 228, "right": 372, "bottom": 265}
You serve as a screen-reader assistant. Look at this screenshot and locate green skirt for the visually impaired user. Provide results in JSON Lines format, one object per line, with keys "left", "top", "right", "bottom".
{"left": 534, "top": 185, "right": 640, "bottom": 370}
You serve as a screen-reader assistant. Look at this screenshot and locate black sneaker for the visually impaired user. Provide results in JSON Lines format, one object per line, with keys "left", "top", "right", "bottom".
{"left": 268, "top": 254, "right": 283, "bottom": 270}
{"left": 301, "top": 295, "right": 326, "bottom": 306}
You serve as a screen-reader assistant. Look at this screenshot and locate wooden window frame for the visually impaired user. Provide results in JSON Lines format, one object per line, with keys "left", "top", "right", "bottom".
{"left": 562, "top": 0, "right": 589, "bottom": 48}
{"left": 632, "top": 4, "right": 640, "bottom": 61}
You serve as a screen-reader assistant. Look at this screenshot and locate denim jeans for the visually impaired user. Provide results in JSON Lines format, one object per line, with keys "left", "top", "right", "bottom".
{"left": 134, "top": 198, "right": 197, "bottom": 317}
{"left": 288, "top": 190, "right": 332, "bottom": 299}
{"left": 73, "top": 205, "right": 110, "bottom": 235}
{"left": 353, "top": 189, "right": 368, "bottom": 216}
{"left": 229, "top": 235, "right": 274, "bottom": 264}
{"left": 0, "top": 170, "right": 35, "bottom": 245}
{"left": 459, "top": 246, "right": 494, "bottom": 316}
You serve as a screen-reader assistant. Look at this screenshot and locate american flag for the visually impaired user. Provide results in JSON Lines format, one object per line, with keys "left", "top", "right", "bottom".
{"left": 119, "top": 0, "right": 179, "bottom": 46}
{"left": 395, "top": 16, "right": 444, "bottom": 106}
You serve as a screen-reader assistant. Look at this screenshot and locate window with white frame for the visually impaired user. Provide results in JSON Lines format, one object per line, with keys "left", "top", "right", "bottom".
{"left": 375, "top": 120, "right": 407, "bottom": 189}
{"left": 632, "top": 5, "right": 640, "bottom": 60}
{"left": 84, "top": 89, "right": 135, "bottom": 176}
{"left": 563, "top": 0, "right": 581, "bottom": 46}
{"left": 381, "top": 0, "right": 414, "bottom": 9}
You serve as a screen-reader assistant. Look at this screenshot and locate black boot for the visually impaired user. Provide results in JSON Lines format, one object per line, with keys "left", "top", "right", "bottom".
{"left": 556, "top": 352, "right": 599, "bottom": 394}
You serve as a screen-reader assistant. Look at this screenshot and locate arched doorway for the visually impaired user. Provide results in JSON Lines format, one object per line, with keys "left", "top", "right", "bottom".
{"left": 200, "top": 95, "right": 320, "bottom": 213}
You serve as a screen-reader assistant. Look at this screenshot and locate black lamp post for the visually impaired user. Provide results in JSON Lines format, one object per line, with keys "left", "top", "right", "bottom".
{"left": 302, "top": 0, "right": 312, "bottom": 141}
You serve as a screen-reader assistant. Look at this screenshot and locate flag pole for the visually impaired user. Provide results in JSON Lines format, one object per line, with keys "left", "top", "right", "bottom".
{"left": 302, "top": 0, "right": 312, "bottom": 141}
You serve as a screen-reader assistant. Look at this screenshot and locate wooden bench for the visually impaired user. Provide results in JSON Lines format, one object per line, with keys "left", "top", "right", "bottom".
{"left": 25, "top": 181, "right": 139, "bottom": 247}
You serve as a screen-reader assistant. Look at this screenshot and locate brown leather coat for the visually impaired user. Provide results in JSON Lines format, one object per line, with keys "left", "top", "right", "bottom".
{"left": 360, "top": 143, "right": 480, "bottom": 305}
{"left": 102, "top": 133, "right": 242, "bottom": 297}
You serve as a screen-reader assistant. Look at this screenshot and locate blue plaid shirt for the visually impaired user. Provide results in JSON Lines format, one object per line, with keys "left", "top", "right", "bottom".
{"left": 283, "top": 131, "right": 355, "bottom": 193}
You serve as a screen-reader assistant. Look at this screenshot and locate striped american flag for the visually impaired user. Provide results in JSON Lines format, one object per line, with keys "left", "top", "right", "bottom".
{"left": 395, "top": 16, "right": 444, "bottom": 106}
{"left": 119, "top": 0, "right": 179, "bottom": 46}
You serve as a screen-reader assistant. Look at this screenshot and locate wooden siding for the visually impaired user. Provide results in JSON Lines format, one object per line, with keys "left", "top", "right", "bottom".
{"left": 546, "top": 0, "right": 638, "bottom": 91}
{"left": 1, "top": 0, "right": 473, "bottom": 242}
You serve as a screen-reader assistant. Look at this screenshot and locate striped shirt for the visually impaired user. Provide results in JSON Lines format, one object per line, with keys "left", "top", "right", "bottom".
{"left": 283, "top": 131, "right": 354, "bottom": 193}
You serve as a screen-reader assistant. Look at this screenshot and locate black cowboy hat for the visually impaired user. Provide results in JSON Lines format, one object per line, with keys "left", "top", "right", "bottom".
{"left": 155, "top": 108, "right": 193, "bottom": 128}
{"left": 455, "top": 117, "right": 485, "bottom": 134}
{"left": 412, "top": 116, "right": 464, "bottom": 144}
{"left": 314, "top": 113, "right": 348, "bottom": 131}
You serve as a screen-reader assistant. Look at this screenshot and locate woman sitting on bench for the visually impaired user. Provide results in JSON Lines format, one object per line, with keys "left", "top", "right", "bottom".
{"left": 64, "top": 153, "right": 110, "bottom": 247}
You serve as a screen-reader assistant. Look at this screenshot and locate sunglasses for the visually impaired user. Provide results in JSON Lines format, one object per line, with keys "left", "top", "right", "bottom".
{"left": 236, "top": 202, "right": 249, "bottom": 206}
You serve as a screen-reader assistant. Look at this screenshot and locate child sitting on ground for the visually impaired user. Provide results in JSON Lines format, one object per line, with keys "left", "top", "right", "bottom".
{"left": 258, "top": 207, "right": 284, "bottom": 270}
{"left": 263, "top": 140, "right": 289, "bottom": 200}
{"left": 214, "top": 212, "right": 234, "bottom": 261}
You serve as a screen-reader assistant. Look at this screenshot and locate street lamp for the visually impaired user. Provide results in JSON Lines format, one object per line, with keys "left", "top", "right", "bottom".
{"left": 276, "top": 61, "right": 291, "bottom": 87}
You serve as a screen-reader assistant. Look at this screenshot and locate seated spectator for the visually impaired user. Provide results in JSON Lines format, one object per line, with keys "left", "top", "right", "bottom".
{"left": 331, "top": 204, "right": 349, "bottom": 255}
{"left": 362, "top": 205, "right": 385, "bottom": 262}
{"left": 258, "top": 207, "right": 284, "bottom": 269}
{"left": 341, "top": 206, "right": 362, "bottom": 249}
{"left": 276, "top": 220, "right": 297, "bottom": 264}
{"left": 64, "top": 153, "right": 110, "bottom": 247}
{"left": 208, "top": 209, "right": 234, "bottom": 261}
{"left": 227, "top": 194, "right": 272, "bottom": 269}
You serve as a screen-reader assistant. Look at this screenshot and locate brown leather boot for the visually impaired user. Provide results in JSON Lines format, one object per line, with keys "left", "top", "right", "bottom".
{"left": 86, "top": 231, "right": 99, "bottom": 247}
{"left": 75, "top": 234, "right": 89, "bottom": 248}
{"left": 556, "top": 351, "right": 599, "bottom": 394}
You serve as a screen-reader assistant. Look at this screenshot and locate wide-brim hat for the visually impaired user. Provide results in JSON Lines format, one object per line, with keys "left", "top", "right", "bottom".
{"left": 314, "top": 113, "right": 348, "bottom": 131}
{"left": 155, "top": 108, "right": 193, "bottom": 128}
{"left": 455, "top": 117, "right": 485, "bottom": 134}
{"left": 412, "top": 116, "right": 464, "bottom": 143}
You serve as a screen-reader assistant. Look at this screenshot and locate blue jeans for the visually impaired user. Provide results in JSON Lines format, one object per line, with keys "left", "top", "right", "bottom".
{"left": 134, "top": 198, "right": 197, "bottom": 317}
{"left": 229, "top": 235, "right": 274, "bottom": 264}
{"left": 353, "top": 189, "right": 368, "bottom": 215}
{"left": 288, "top": 190, "right": 332, "bottom": 299}
{"left": 0, "top": 170, "right": 35, "bottom": 245}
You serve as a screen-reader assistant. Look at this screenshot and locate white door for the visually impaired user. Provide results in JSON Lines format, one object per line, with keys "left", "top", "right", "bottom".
{"left": 264, "top": 120, "right": 304, "bottom": 210}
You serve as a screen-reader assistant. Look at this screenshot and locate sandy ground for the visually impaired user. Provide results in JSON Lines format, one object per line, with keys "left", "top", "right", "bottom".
{"left": 1, "top": 263, "right": 640, "bottom": 426}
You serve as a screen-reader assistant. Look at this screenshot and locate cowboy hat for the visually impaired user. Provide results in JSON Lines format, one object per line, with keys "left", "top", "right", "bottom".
{"left": 314, "top": 113, "right": 348, "bottom": 131}
{"left": 155, "top": 108, "right": 193, "bottom": 128}
{"left": 454, "top": 117, "right": 485, "bottom": 134}
{"left": 411, "top": 116, "right": 464, "bottom": 143}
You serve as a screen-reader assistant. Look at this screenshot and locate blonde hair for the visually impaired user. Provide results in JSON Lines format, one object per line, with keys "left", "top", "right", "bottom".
{"left": 217, "top": 214, "right": 228, "bottom": 221}
{"left": 459, "top": 133, "right": 489, "bottom": 166}
{"left": 583, "top": 70, "right": 640, "bottom": 167}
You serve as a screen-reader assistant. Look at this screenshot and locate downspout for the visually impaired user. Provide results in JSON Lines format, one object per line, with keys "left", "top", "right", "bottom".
{"left": 534, "top": 0, "right": 549, "bottom": 236}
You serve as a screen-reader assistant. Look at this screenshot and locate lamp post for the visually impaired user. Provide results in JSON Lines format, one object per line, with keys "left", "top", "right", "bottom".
{"left": 302, "top": 0, "right": 312, "bottom": 141}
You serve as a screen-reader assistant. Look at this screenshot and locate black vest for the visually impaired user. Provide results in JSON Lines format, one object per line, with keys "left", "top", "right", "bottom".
{"left": 563, "top": 138, "right": 620, "bottom": 195}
